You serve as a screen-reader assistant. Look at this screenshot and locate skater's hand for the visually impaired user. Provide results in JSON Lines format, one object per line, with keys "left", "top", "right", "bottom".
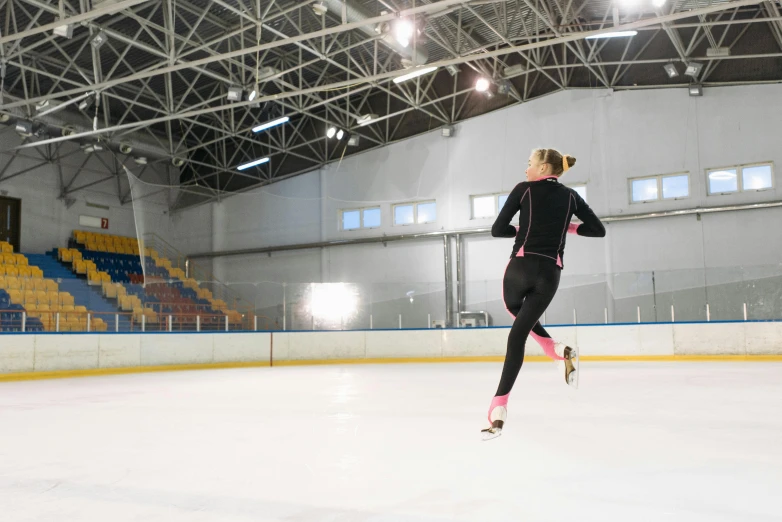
{"left": 567, "top": 223, "right": 579, "bottom": 235}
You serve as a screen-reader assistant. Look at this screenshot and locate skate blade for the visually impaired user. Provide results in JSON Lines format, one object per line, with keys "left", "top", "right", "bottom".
{"left": 565, "top": 347, "right": 579, "bottom": 389}
{"left": 481, "top": 427, "right": 503, "bottom": 441}
{"left": 480, "top": 420, "right": 504, "bottom": 441}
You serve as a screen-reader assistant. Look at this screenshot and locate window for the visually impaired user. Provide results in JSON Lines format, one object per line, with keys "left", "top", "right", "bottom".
{"left": 471, "top": 192, "right": 516, "bottom": 219}
{"left": 707, "top": 162, "right": 773, "bottom": 195}
{"left": 363, "top": 208, "right": 381, "bottom": 228}
{"left": 340, "top": 207, "right": 381, "bottom": 230}
{"left": 393, "top": 201, "right": 437, "bottom": 225}
{"left": 570, "top": 184, "right": 587, "bottom": 202}
{"left": 662, "top": 175, "right": 689, "bottom": 199}
{"left": 472, "top": 195, "right": 496, "bottom": 218}
{"left": 630, "top": 173, "right": 690, "bottom": 203}
{"left": 416, "top": 202, "right": 437, "bottom": 223}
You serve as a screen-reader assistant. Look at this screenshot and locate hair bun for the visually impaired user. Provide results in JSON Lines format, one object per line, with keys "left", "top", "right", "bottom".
{"left": 566, "top": 155, "right": 576, "bottom": 168}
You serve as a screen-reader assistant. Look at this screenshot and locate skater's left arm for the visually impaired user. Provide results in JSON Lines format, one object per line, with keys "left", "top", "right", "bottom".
{"left": 491, "top": 183, "right": 524, "bottom": 238}
{"left": 569, "top": 192, "right": 606, "bottom": 237}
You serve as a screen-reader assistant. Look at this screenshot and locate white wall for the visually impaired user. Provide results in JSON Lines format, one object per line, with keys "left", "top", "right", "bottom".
{"left": 0, "top": 131, "right": 178, "bottom": 253}
{"left": 0, "top": 128, "right": 217, "bottom": 262}
{"left": 177, "top": 84, "right": 782, "bottom": 324}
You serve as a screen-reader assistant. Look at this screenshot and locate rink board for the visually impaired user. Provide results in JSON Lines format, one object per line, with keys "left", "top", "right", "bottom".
{"left": 0, "top": 322, "right": 781, "bottom": 379}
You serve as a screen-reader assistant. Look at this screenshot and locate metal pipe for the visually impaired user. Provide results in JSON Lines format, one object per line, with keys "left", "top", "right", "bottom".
{"left": 189, "top": 199, "right": 782, "bottom": 260}
{"left": 455, "top": 233, "right": 463, "bottom": 321}
{"left": 443, "top": 235, "right": 453, "bottom": 328}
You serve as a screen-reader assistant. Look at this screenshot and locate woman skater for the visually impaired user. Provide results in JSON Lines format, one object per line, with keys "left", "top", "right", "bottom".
{"left": 482, "top": 148, "right": 605, "bottom": 440}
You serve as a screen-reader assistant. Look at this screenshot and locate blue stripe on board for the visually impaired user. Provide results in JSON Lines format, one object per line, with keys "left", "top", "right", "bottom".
{"left": 1, "top": 318, "right": 781, "bottom": 335}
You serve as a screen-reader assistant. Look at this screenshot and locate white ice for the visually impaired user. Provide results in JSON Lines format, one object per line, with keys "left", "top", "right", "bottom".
{"left": 0, "top": 361, "right": 780, "bottom": 522}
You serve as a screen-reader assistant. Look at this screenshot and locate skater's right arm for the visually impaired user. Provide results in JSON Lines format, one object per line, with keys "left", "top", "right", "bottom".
{"left": 491, "top": 183, "right": 526, "bottom": 238}
{"left": 570, "top": 191, "right": 606, "bottom": 238}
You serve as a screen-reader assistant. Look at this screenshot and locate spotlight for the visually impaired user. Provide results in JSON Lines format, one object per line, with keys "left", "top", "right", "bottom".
{"left": 78, "top": 96, "right": 94, "bottom": 111}
{"left": 172, "top": 157, "right": 185, "bottom": 167}
{"left": 441, "top": 125, "right": 455, "bottom": 137}
{"left": 0, "top": 114, "right": 10, "bottom": 123}
{"left": 227, "top": 86, "right": 243, "bottom": 102}
{"left": 475, "top": 78, "right": 491, "bottom": 92}
{"left": 248, "top": 88, "right": 258, "bottom": 102}
{"left": 336, "top": 129, "right": 344, "bottom": 140}
{"left": 685, "top": 62, "right": 703, "bottom": 78}
{"left": 664, "top": 63, "right": 679, "bottom": 78}
{"left": 81, "top": 142, "right": 103, "bottom": 153}
{"left": 15, "top": 120, "right": 33, "bottom": 136}
{"left": 134, "top": 157, "right": 148, "bottom": 165}
{"left": 394, "top": 19, "right": 415, "bottom": 48}
{"left": 91, "top": 31, "right": 108, "bottom": 49}
{"left": 446, "top": 64, "right": 460, "bottom": 76}
{"left": 347, "top": 135, "right": 360, "bottom": 147}
{"left": 53, "top": 23, "right": 73, "bottom": 39}
{"left": 312, "top": 2, "right": 327, "bottom": 15}
{"left": 688, "top": 84, "right": 703, "bottom": 97}
{"left": 61, "top": 125, "right": 76, "bottom": 136}
{"left": 326, "top": 127, "right": 337, "bottom": 138}
{"left": 497, "top": 80, "right": 512, "bottom": 95}
{"left": 503, "top": 64, "right": 524, "bottom": 78}
{"left": 356, "top": 114, "right": 377, "bottom": 126}
{"left": 119, "top": 142, "right": 133, "bottom": 154}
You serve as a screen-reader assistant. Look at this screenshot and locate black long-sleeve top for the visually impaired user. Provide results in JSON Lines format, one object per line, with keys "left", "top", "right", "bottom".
{"left": 491, "top": 176, "right": 605, "bottom": 268}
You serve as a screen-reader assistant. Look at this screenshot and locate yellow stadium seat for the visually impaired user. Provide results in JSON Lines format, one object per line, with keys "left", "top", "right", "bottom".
{"left": 0, "top": 266, "right": 5, "bottom": 277}
{"left": 94, "top": 319, "right": 107, "bottom": 332}
{"left": 60, "top": 293, "right": 75, "bottom": 307}
{"left": 45, "top": 279, "right": 58, "bottom": 292}
{"left": 71, "top": 250, "right": 82, "bottom": 262}
{"left": 75, "top": 260, "right": 87, "bottom": 275}
{"left": 30, "top": 267, "right": 43, "bottom": 279}
{"left": 5, "top": 265, "right": 18, "bottom": 277}
{"left": 47, "top": 292, "right": 59, "bottom": 308}
{"left": 0, "top": 241, "right": 13, "bottom": 253}
{"left": 17, "top": 266, "right": 31, "bottom": 278}
{"left": 0, "top": 275, "right": 6, "bottom": 289}
{"left": 8, "top": 289, "right": 22, "bottom": 304}
{"left": 2, "top": 253, "right": 15, "bottom": 264}
{"left": 88, "top": 270, "right": 101, "bottom": 285}
{"left": 7, "top": 277, "right": 20, "bottom": 291}
{"left": 35, "top": 290, "right": 47, "bottom": 305}
{"left": 119, "top": 295, "right": 133, "bottom": 311}
{"left": 24, "top": 291, "right": 36, "bottom": 305}
{"left": 14, "top": 254, "right": 27, "bottom": 266}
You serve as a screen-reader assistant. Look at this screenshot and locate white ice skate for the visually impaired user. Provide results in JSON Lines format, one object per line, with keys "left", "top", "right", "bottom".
{"left": 481, "top": 405, "right": 507, "bottom": 441}
{"left": 555, "top": 341, "right": 579, "bottom": 389}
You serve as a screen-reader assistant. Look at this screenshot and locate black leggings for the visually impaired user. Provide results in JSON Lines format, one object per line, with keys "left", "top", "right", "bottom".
{"left": 496, "top": 256, "right": 561, "bottom": 397}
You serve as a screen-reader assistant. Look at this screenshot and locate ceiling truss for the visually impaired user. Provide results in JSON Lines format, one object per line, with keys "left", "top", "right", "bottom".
{"left": 0, "top": 0, "right": 780, "bottom": 209}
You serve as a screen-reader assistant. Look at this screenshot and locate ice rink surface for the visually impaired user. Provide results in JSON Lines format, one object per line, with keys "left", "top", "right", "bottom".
{"left": 1, "top": 361, "right": 780, "bottom": 522}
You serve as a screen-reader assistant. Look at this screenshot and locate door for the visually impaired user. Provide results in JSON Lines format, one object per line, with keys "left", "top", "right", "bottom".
{"left": 0, "top": 196, "right": 22, "bottom": 252}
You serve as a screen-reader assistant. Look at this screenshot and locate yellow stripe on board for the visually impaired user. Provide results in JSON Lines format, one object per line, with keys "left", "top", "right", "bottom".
{"left": 1, "top": 355, "right": 781, "bottom": 382}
